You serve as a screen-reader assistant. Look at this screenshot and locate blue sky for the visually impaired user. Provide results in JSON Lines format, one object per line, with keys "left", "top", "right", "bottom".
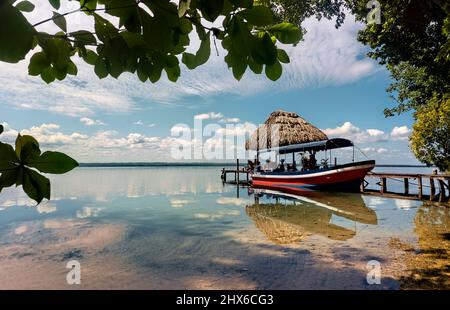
{"left": 0, "top": 3, "right": 418, "bottom": 164}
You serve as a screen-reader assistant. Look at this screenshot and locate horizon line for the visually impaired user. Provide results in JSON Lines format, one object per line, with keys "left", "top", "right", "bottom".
{"left": 77, "top": 162, "right": 433, "bottom": 168}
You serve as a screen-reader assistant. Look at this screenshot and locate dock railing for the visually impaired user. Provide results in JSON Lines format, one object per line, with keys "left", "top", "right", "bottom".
{"left": 363, "top": 172, "right": 450, "bottom": 203}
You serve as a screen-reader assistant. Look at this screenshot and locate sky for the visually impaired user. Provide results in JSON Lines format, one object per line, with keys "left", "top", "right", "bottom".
{"left": 0, "top": 2, "right": 419, "bottom": 164}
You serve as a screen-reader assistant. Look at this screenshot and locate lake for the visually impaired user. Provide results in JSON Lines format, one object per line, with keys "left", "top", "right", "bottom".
{"left": 0, "top": 167, "right": 448, "bottom": 289}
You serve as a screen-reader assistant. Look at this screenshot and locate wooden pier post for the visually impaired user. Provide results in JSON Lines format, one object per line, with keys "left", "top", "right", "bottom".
{"left": 417, "top": 176, "right": 423, "bottom": 200}
{"left": 363, "top": 172, "right": 450, "bottom": 204}
{"left": 380, "top": 177, "right": 386, "bottom": 194}
{"left": 430, "top": 178, "right": 436, "bottom": 201}
{"left": 236, "top": 159, "right": 239, "bottom": 185}
{"left": 438, "top": 180, "right": 446, "bottom": 202}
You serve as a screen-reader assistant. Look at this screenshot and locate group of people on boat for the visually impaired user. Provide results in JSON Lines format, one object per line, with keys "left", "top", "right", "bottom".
{"left": 247, "top": 151, "right": 324, "bottom": 173}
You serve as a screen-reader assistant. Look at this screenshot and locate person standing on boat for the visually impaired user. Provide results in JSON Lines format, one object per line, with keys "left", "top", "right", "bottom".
{"left": 310, "top": 151, "right": 317, "bottom": 170}
{"left": 279, "top": 159, "right": 286, "bottom": 172}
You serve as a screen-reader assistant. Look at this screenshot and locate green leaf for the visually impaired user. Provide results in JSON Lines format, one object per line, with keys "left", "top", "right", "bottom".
{"left": 251, "top": 32, "right": 277, "bottom": 65}
{"left": 29, "top": 52, "right": 51, "bottom": 76}
{"left": 37, "top": 36, "right": 72, "bottom": 70}
{"left": 83, "top": 50, "right": 98, "bottom": 65}
{"left": 248, "top": 57, "right": 263, "bottom": 74}
{"left": 265, "top": 60, "right": 282, "bottom": 81}
{"left": 179, "top": 17, "right": 193, "bottom": 35}
{"left": 0, "top": 3, "right": 35, "bottom": 63}
{"left": 94, "top": 13, "right": 118, "bottom": 42}
{"left": 0, "top": 142, "right": 19, "bottom": 171}
{"left": 224, "top": 46, "right": 248, "bottom": 80}
{"left": 0, "top": 168, "right": 20, "bottom": 193}
{"left": 198, "top": 0, "right": 224, "bottom": 22}
{"left": 141, "top": 9, "right": 173, "bottom": 53}
{"left": 277, "top": 49, "right": 290, "bottom": 63}
{"left": 232, "top": 61, "right": 247, "bottom": 80}
{"left": 182, "top": 32, "right": 211, "bottom": 69}
{"left": 148, "top": 62, "right": 163, "bottom": 83}
{"left": 16, "top": 1, "right": 35, "bottom": 12}
{"left": 238, "top": 6, "right": 274, "bottom": 26}
{"left": 268, "top": 23, "right": 302, "bottom": 44}
{"left": 178, "top": 0, "right": 191, "bottom": 17}
{"left": 120, "top": 31, "right": 146, "bottom": 48}
{"left": 72, "top": 30, "right": 97, "bottom": 45}
{"left": 27, "top": 151, "right": 79, "bottom": 174}
{"left": 49, "top": 0, "right": 61, "bottom": 10}
{"left": 67, "top": 61, "right": 78, "bottom": 75}
{"left": 15, "top": 134, "right": 41, "bottom": 163}
{"left": 137, "top": 57, "right": 150, "bottom": 82}
{"left": 22, "top": 167, "right": 50, "bottom": 204}
{"left": 52, "top": 12, "right": 67, "bottom": 32}
{"left": 229, "top": 0, "right": 253, "bottom": 8}
{"left": 94, "top": 57, "right": 108, "bottom": 78}
{"left": 229, "top": 18, "right": 254, "bottom": 57}
{"left": 80, "top": 0, "right": 97, "bottom": 11}
{"left": 0, "top": 124, "right": 3, "bottom": 135}
{"left": 165, "top": 65, "right": 181, "bottom": 82}
{"left": 41, "top": 67, "right": 56, "bottom": 84}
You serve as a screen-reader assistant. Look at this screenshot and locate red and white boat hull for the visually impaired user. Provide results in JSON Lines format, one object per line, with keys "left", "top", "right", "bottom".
{"left": 251, "top": 160, "right": 375, "bottom": 193}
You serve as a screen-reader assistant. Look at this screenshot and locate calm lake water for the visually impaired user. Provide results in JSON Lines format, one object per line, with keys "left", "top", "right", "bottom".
{"left": 0, "top": 167, "right": 448, "bottom": 289}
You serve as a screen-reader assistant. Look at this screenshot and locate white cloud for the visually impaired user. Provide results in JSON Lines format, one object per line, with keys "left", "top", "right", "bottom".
{"left": 323, "top": 122, "right": 388, "bottom": 143}
{"left": 1, "top": 121, "right": 419, "bottom": 163}
{"left": 133, "top": 120, "right": 144, "bottom": 126}
{"left": 80, "top": 117, "right": 105, "bottom": 126}
{"left": 0, "top": 122, "right": 88, "bottom": 145}
{"left": 323, "top": 122, "right": 412, "bottom": 144}
{"left": 361, "top": 147, "right": 388, "bottom": 154}
{"left": 194, "top": 112, "right": 224, "bottom": 120}
{"left": 148, "top": 123, "right": 156, "bottom": 128}
{"left": 390, "top": 126, "right": 411, "bottom": 140}
{"left": 0, "top": 9, "right": 380, "bottom": 118}
{"left": 367, "top": 129, "right": 385, "bottom": 138}
{"left": 219, "top": 118, "right": 240, "bottom": 123}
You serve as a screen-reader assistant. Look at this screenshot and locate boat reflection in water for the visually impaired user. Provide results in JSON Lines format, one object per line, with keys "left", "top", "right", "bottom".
{"left": 246, "top": 188, "right": 378, "bottom": 245}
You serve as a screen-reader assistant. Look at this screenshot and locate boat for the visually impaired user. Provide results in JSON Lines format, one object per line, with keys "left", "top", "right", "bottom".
{"left": 245, "top": 111, "right": 375, "bottom": 193}
{"left": 251, "top": 138, "right": 375, "bottom": 192}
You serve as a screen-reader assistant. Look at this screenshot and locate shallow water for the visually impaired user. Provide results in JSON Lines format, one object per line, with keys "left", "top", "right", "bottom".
{"left": 0, "top": 167, "right": 448, "bottom": 289}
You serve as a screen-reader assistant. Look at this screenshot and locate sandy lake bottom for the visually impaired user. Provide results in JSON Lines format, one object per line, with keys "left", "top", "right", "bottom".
{"left": 0, "top": 167, "right": 448, "bottom": 289}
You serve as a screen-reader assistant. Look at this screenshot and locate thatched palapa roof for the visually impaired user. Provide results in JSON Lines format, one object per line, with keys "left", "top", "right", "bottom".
{"left": 245, "top": 110, "right": 328, "bottom": 151}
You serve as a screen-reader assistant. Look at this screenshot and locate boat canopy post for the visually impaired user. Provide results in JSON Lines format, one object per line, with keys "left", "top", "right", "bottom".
{"left": 352, "top": 146, "right": 355, "bottom": 162}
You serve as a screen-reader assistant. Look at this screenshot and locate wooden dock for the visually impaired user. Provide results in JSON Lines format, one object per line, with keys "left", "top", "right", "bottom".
{"left": 221, "top": 159, "right": 251, "bottom": 185}
{"left": 362, "top": 172, "right": 450, "bottom": 203}
{"left": 220, "top": 160, "right": 450, "bottom": 205}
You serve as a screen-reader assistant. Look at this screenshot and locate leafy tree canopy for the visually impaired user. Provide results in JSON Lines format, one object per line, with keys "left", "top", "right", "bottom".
{"left": 0, "top": 0, "right": 310, "bottom": 83}
{"left": 274, "top": 0, "right": 449, "bottom": 116}
{"left": 410, "top": 95, "right": 450, "bottom": 172}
